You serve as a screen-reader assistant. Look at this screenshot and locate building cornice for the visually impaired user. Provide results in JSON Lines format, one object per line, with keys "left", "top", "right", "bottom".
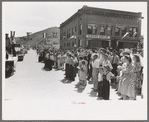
{"left": 60, "top": 6, "right": 142, "bottom": 28}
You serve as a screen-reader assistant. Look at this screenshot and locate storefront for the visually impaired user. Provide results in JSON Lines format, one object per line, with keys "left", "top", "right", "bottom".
{"left": 86, "top": 34, "right": 110, "bottom": 49}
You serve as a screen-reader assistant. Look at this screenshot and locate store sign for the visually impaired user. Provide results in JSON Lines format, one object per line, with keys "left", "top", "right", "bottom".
{"left": 86, "top": 35, "right": 110, "bottom": 39}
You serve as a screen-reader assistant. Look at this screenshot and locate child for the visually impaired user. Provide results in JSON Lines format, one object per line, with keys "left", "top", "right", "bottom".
{"left": 101, "top": 65, "right": 115, "bottom": 100}
{"left": 78, "top": 61, "right": 87, "bottom": 88}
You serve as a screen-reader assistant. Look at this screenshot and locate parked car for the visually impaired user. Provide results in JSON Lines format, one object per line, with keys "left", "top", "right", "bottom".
{"left": 14, "top": 44, "right": 25, "bottom": 61}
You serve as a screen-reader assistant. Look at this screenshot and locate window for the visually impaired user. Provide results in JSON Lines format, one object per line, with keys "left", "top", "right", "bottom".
{"left": 132, "top": 27, "right": 138, "bottom": 37}
{"left": 72, "top": 28, "right": 75, "bottom": 35}
{"left": 115, "top": 27, "right": 120, "bottom": 36}
{"left": 106, "top": 25, "right": 112, "bottom": 36}
{"left": 67, "top": 43, "right": 70, "bottom": 47}
{"left": 121, "top": 27, "right": 127, "bottom": 36}
{"left": 72, "top": 42, "right": 74, "bottom": 46}
{"left": 129, "top": 27, "right": 137, "bottom": 37}
{"left": 63, "top": 31, "right": 66, "bottom": 36}
{"left": 100, "top": 24, "right": 105, "bottom": 35}
{"left": 67, "top": 30, "right": 71, "bottom": 38}
{"left": 79, "top": 24, "right": 82, "bottom": 35}
{"left": 75, "top": 26, "right": 77, "bottom": 32}
{"left": 87, "top": 24, "right": 97, "bottom": 34}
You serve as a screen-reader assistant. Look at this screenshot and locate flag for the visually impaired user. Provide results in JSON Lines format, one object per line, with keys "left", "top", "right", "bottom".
{"left": 121, "top": 32, "right": 129, "bottom": 40}
{"left": 69, "top": 35, "right": 76, "bottom": 40}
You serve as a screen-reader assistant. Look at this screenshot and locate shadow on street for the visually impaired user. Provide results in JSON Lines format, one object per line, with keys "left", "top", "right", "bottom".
{"left": 88, "top": 89, "right": 98, "bottom": 97}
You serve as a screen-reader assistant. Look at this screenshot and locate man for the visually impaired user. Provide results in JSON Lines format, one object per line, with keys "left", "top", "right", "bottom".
{"left": 111, "top": 49, "right": 119, "bottom": 84}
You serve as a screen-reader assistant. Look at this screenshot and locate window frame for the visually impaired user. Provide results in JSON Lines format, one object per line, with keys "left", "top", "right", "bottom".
{"left": 87, "top": 23, "right": 98, "bottom": 35}
{"left": 100, "top": 23, "right": 106, "bottom": 35}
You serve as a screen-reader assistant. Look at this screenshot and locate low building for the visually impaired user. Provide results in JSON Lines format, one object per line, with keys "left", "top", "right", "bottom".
{"left": 60, "top": 5, "right": 143, "bottom": 50}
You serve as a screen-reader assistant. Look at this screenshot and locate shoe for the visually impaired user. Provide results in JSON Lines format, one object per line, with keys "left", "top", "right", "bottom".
{"left": 115, "top": 89, "right": 118, "bottom": 91}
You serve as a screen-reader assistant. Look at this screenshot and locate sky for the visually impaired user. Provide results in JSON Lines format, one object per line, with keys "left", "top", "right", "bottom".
{"left": 2, "top": 2, "right": 147, "bottom": 37}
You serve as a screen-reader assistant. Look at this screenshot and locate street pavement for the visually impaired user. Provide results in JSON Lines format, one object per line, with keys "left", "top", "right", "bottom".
{"left": 3, "top": 49, "right": 146, "bottom": 120}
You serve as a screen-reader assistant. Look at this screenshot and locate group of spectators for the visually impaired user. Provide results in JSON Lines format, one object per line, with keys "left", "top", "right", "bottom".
{"left": 36, "top": 46, "right": 144, "bottom": 100}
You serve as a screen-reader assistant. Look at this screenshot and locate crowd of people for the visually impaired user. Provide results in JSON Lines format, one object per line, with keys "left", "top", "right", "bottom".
{"left": 36, "top": 46, "right": 144, "bottom": 100}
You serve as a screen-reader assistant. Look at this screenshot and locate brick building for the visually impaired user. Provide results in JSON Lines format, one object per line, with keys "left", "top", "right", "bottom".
{"left": 60, "top": 5, "right": 143, "bottom": 50}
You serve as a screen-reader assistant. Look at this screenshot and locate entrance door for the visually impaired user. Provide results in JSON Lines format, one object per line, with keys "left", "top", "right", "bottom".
{"left": 88, "top": 40, "right": 102, "bottom": 49}
{"left": 118, "top": 42, "right": 124, "bottom": 49}
{"left": 111, "top": 40, "right": 117, "bottom": 49}
{"left": 102, "top": 41, "right": 109, "bottom": 48}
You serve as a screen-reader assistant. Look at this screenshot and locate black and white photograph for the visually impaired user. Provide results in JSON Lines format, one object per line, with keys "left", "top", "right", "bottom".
{"left": 2, "top": 1, "right": 147, "bottom": 120}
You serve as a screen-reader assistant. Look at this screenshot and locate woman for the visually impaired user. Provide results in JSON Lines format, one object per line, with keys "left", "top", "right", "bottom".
{"left": 44, "top": 52, "right": 52, "bottom": 71}
{"left": 57, "top": 52, "right": 61, "bottom": 70}
{"left": 132, "top": 54, "right": 142, "bottom": 96}
{"left": 92, "top": 54, "right": 100, "bottom": 91}
{"left": 120, "top": 55, "right": 136, "bottom": 100}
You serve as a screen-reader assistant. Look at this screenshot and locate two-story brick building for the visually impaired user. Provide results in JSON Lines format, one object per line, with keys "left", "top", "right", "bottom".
{"left": 60, "top": 5, "right": 143, "bottom": 50}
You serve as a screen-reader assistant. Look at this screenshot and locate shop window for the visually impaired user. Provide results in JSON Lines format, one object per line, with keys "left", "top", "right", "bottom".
{"left": 79, "top": 24, "right": 82, "bottom": 35}
{"left": 106, "top": 25, "right": 112, "bottom": 36}
{"left": 121, "top": 27, "right": 127, "bottom": 36}
{"left": 87, "top": 24, "right": 97, "bottom": 34}
{"left": 115, "top": 27, "right": 120, "bottom": 36}
{"left": 100, "top": 24, "right": 105, "bottom": 35}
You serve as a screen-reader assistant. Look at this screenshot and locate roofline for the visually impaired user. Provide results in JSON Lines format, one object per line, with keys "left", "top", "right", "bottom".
{"left": 60, "top": 5, "right": 142, "bottom": 28}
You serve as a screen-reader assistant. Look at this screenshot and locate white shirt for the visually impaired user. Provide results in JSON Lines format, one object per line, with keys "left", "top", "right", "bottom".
{"left": 99, "top": 55, "right": 104, "bottom": 66}
{"left": 92, "top": 59, "right": 100, "bottom": 68}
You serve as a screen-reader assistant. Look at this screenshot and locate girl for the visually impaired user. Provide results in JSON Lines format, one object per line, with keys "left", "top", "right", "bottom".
{"left": 78, "top": 61, "right": 87, "bottom": 88}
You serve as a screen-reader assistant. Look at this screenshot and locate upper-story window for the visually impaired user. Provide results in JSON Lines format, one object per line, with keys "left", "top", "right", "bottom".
{"left": 106, "top": 25, "right": 112, "bottom": 36}
{"left": 75, "top": 26, "right": 77, "bottom": 32}
{"left": 79, "top": 24, "right": 82, "bottom": 35}
{"left": 63, "top": 31, "right": 66, "bottom": 36}
{"left": 115, "top": 26, "right": 120, "bottom": 36}
{"left": 63, "top": 31, "right": 66, "bottom": 39}
{"left": 72, "top": 28, "right": 75, "bottom": 35}
{"left": 87, "top": 24, "right": 97, "bottom": 34}
{"left": 129, "top": 27, "right": 138, "bottom": 37}
{"left": 121, "top": 27, "right": 127, "bottom": 36}
{"left": 100, "top": 24, "right": 105, "bottom": 35}
{"left": 67, "top": 30, "right": 70, "bottom": 38}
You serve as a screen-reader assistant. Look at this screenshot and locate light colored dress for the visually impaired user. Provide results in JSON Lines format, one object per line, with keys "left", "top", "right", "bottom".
{"left": 117, "top": 63, "right": 127, "bottom": 93}
{"left": 120, "top": 63, "right": 136, "bottom": 98}
{"left": 132, "top": 62, "right": 142, "bottom": 95}
{"left": 92, "top": 58, "right": 100, "bottom": 89}
{"left": 79, "top": 65, "right": 87, "bottom": 81}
